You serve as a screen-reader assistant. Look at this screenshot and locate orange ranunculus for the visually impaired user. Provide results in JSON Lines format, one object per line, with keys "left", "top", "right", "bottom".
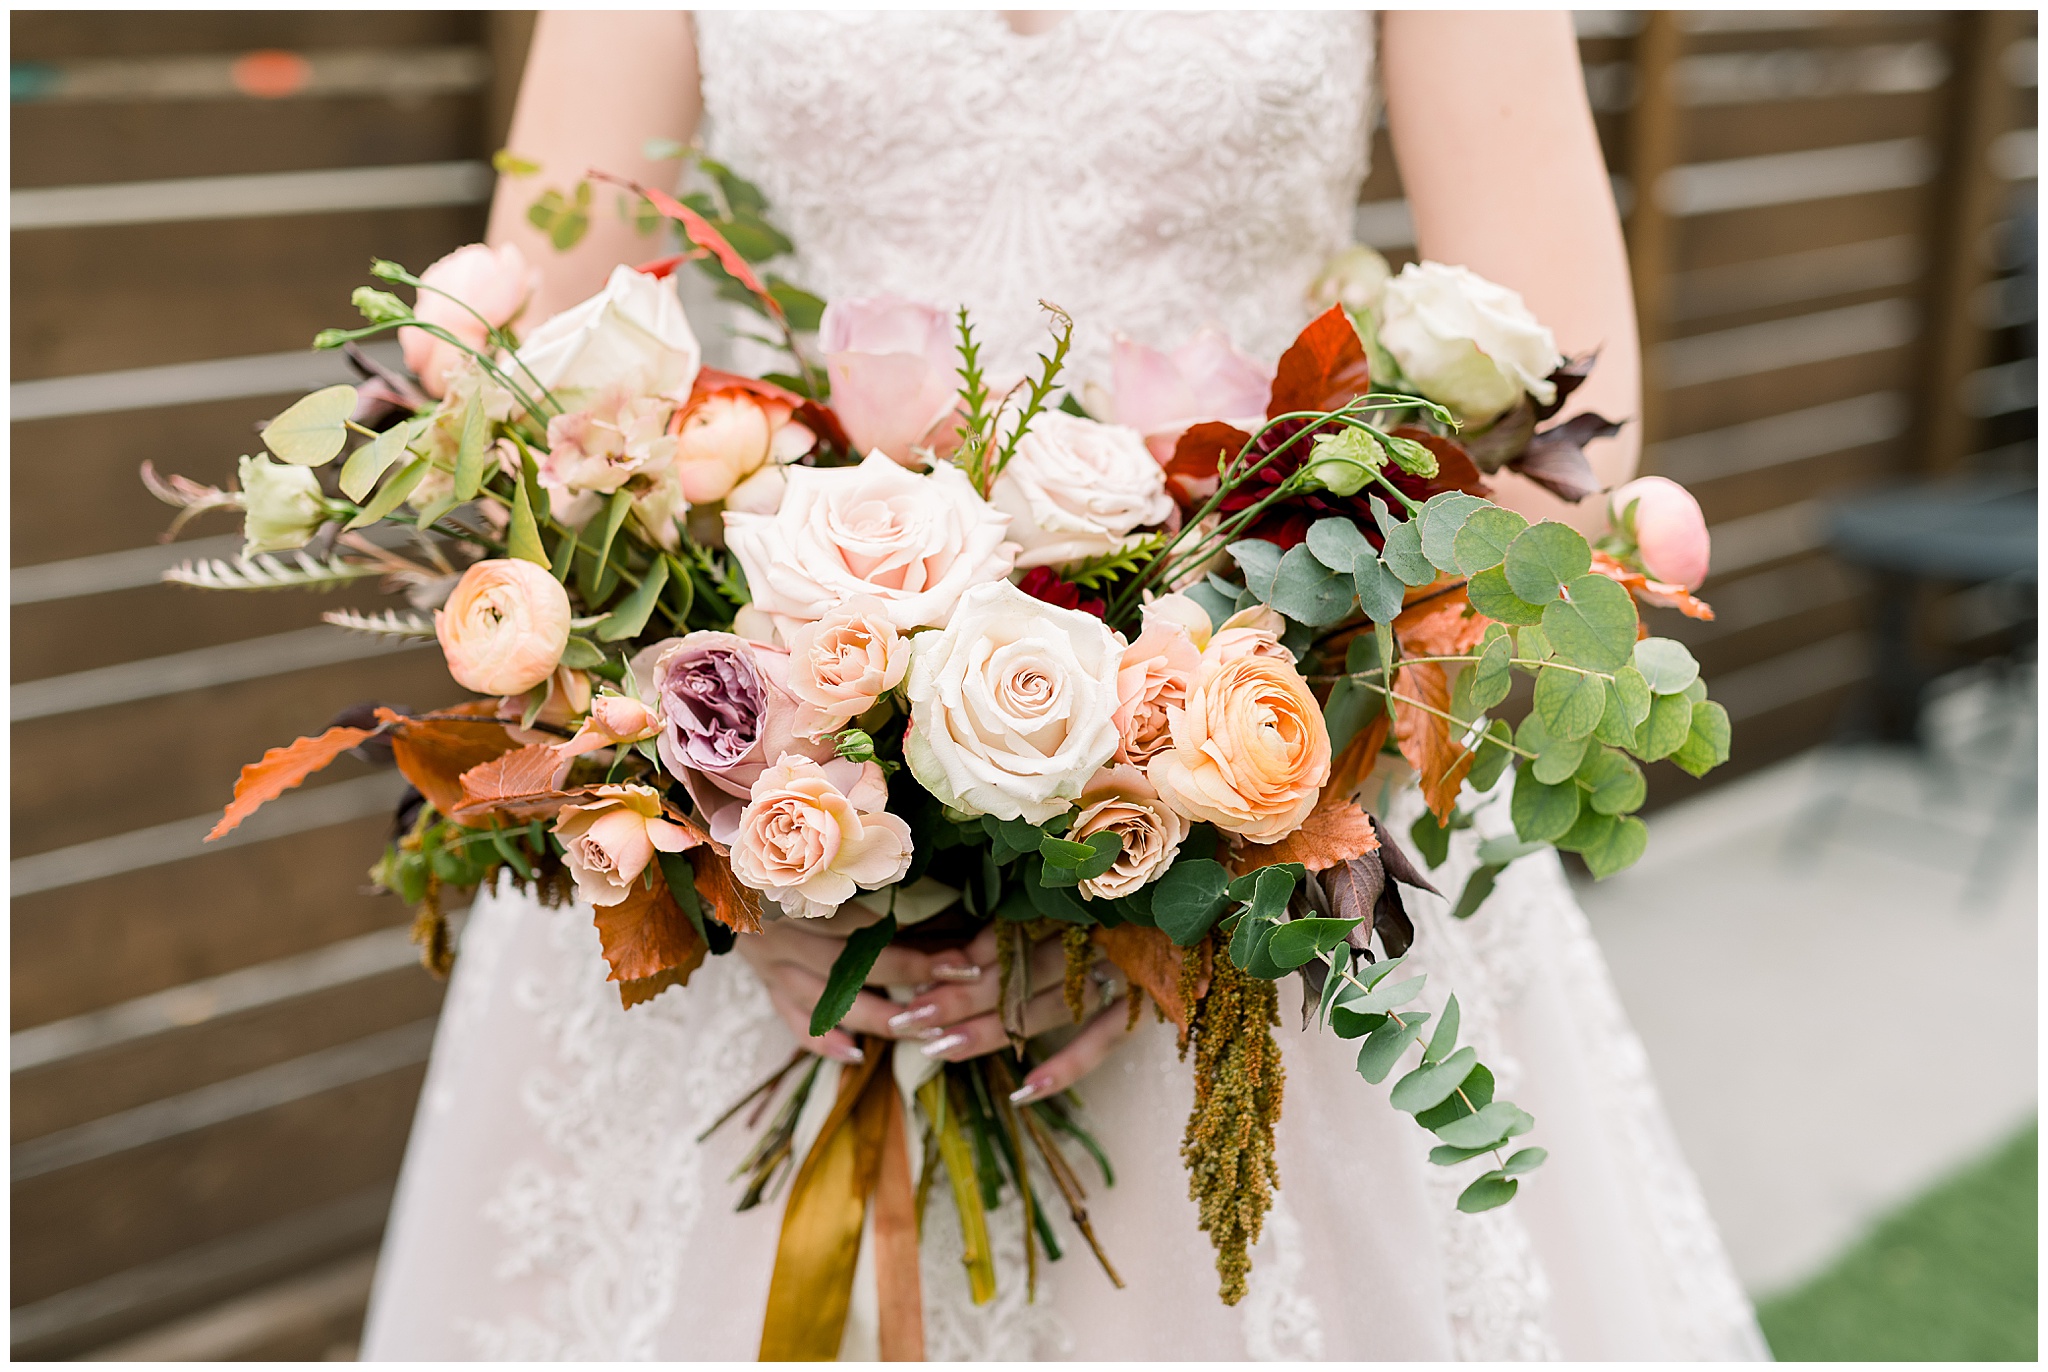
{"left": 434, "top": 557, "right": 572, "bottom": 697}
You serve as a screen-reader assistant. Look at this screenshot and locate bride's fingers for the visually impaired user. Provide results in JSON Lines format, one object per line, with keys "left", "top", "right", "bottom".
{"left": 886, "top": 937, "right": 1074, "bottom": 1033}
{"left": 917, "top": 970, "right": 1120, "bottom": 1063}
{"left": 749, "top": 921, "right": 980, "bottom": 989}
{"left": 1008, "top": 996, "right": 1136, "bottom": 1103}
{"left": 761, "top": 983, "right": 866, "bottom": 1065}
{"left": 774, "top": 962, "right": 907, "bottom": 1042}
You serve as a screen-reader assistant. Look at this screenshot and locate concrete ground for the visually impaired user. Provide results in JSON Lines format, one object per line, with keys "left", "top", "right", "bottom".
{"left": 1576, "top": 664, "right": 2038, "bottom": 1297}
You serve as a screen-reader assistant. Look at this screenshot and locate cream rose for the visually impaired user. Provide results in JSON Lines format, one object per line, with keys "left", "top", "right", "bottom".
{"left": 988, "top": 411, "right": 1177, "bottom": 570}
{"left": 1149, "top": 614, "right": 1331, "bottom": 843}
{"left": 723, "top": 449, "right": 1017, "bottom": 639}
{"left": 434, "top": 558, "right": 572, "bottom": 697}
{"left": 903, "top": 579, "right": 1123, "bottom": 823}
{"left": 785, "top": 596, "right": 909, "bottom": 739}
{"left": 1309, "top": 243, "right": 1393, "bottom": 315}
{"left": 1069, "top": 766, "right": 1188, "bottom": 900}
{"left": 729, "top": 755, "right": 913, "bottom": 919}
{"left": 1376, "top": 261, "right": 1562, "bottom": 424}
{"left": 552, "top": 784, "right": 694, "bottom": 908}
{"left": 514, "top": 263, "right": 702, "bottom": 405}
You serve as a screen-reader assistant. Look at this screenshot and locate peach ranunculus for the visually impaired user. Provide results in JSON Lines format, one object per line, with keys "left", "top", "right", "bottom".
{"left": 1112, "top": 600, "right": 1204, "bottom": 768}
{"left": 672, "top": 383, "right": 814, "bottom": 506}
{"left": 1108, "top": 326, "right": 1273, "bottom": 464}
{"left": 553, "top": 784, "right": 695, "bottom": 908}
{"left": 1609, "top": 476, "right": 1711, "bottom": 590}
{"left": 785, "top": 596, "right": 910, "bottom": 739}
{"left": 723, "top": 449, "right": 1017, "bottom": 640}
{"left": 989, "top": 410, "right": 1177, "bottom": 570}
{"left": 1069, "top": 766, "right": 1188, "bottom": 901}
{"left": 729, "top": 755, "right": 913, "bottom": 919}
{"left": 1149, "top": 612, "right": 1331, "bottom": 843}
{"left": 820, "top": 295, "right": 959, "bottom": 466}
{"left": 435, "top": 558, "right": 572, "bottom": 697}
{"left": 400, "top": 242, "right": 540, "bottom": 399}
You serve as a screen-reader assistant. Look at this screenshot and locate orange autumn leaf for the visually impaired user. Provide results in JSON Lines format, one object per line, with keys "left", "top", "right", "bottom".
{"left": 690, "top": 844, "right": 762, "bottom": 934}
{"left": 1392, "top": 661, "right": 1475, "bottom": 824}
{"left": 619, "top": 964, "right": 697, "bottom": 1009}
{"left": 592, "top": 872, "right": 707, "bottom": 1002}
{"left": 1092, "top": 924, "right": 1210, "bottom": 1031}
{"left": 1590, "top": 550, "right": 1715, "bottom": 621}
{"left": 1395, "top": 579, "right": 1492, "bottom": 658}
{"left": 375, "top": 704, "right": 517, "bottom": 815}
{"left": 449, "top": 743, "right": 581, "bottom": 826}
{"left": 1324, "top": 711, "right": 1391, "bottom": 808}
{"left": 1232, "top": 798, "right": 1381, "bottom": 874}
{"left": 207, "top": 724, "right": 375, "bottom": 841}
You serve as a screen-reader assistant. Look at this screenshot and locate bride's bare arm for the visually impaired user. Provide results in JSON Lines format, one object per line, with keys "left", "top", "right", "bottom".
{"left": 1381, "top": 11, "right": 1642, "bottom": 533}
{"left": 486, "top": 11, "right": 703, "bottom": 320}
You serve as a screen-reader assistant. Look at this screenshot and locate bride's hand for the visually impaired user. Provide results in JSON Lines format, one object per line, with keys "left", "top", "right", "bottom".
{"left": 733, "top": 905, "right": 986, "bottom": 1065}
{"left": 886, "top": 933, "right": 1136, "bottom": 1105}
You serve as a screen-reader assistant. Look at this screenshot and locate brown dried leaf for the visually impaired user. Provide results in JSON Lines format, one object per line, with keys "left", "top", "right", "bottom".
{"left": 449, "top": 743, "right": 580, "bottom": 826}
{"left": 1233, "top": 798, "right": 1381, "bottom": 874}
{"left": 207, "top": 724, "right": 376, "bottom": 841}
{"left": 1324, "top": 711, "right": 1391, "bottom": 808}
{"left": 1092, "top": 925, "right": 1210, "bottom": 1031}
{"left": 1513, "top": 411, "right": 1618, "bottom": 503}
{"left": 1394, "top": 581, "right": 1492, "bottom": 658}
{"left": 376, "top": 703, "right": 517, "bottom": 815}
{"left": 619, "top": 963, "right": 698, "bottom": 1009}
{"left": 1324, "top": 852, "right": 1386, "bottom": 928}
{"left": 592, "top": 870, "right": 707, "bottom": 988}
{"left": 1590, "top": 550, "right": 1715, "bottom": 621}
{"left": 690, "top": 843, "right": 762, "bottom": 933}
{"left": 1392, "top": 661, "right": 1475, "bottom": 825}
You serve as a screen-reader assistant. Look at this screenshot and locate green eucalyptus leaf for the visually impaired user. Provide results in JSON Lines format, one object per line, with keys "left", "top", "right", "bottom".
{"left": 1468, "top": 634, "right": 1514, "bottom": 711}
{"left": 1151, "top": 858, "right": 1234, "bottom": 946}
{"left": 1449, "top": 864, "right": 1502, "bottom": 920}
{"left": 1683, "top": 677, "right": 1709, "bottom": 705}
{"left": 1578, "top": 746, "right": 1647, "bottom": 815}
{"left": 1409, "top": 809, "right": 1451, "bottom": 868}
{"left": 1596, "top": 665, "right": 1654, "bottom": 747}
{"left": 1465, "top": 564, "right": 1546, "bottom": 625}
{"left": 1578, "top": 812, "right": 1649, "bottom": 878}
{"left": 1671, "top": 700, "right": 1733, "bottom": 778}
{"left": 261, "top": 384, "right": 357, "bottom": 467}
{"left": 1353, "top": 552, "right": 1408, "bottom": 623}
{"left": 1306, "top": 517, "right": 1372, "bottom": 573}
{"left": 1510, "top": 765, "right": 1582, "bottom": 843}
{"left": 1390, "top": 1045, "right": 1480, "bottom": 1113}
{"left": 1266, "top": 917, "right": 1361, "bottom": 971}
{"left": 1433, "top": 1100, "right": 1534, "bottom": 1149}
{"left": 1335, "top": 971, "right": 1427, "bottom": 1023}
{"left": 1476, "top": 833, "right": 1548, "bottom": 866}
{"left": 1354, "top": 1009, "right": 1432, "bottom": 1083}
{"left": 1504, "top": 1146, "right": 1549, "bottom": 1176}
{"left": 1324, "top": 633, "right": 1385, "bottom": 754}
{"left": 1542, "top": 574, "right": 1638, "bottom": 672}
{"left": 1517, "top": 624, "right": 1554, "bottom": 664}
{"left": 345, "top": 455, "right": 428, "bottom": 529}
{"left": 1534, "top": 664, "right": 1607, "bottom": 741}
{"left": 1452, "top": 505, "right": 1529, "bottom": 575}
{"left": 1634, "top": 692, "right": 1696, "bottom": 760}
{"left": 1370, "top": 497, "right": 1436, "bottom": 585}
{"left": 1417, "top": 1062, "right": 1494, "bottom": 1129}
{"left": 1269, "top": 543, "right": 1357, "bottom": 626}
{"left": 338, "top": 417, "right": 422, "bottom": 502}
{"left": 1633, "top": 637, "right": 1701, "bottom": 694}
{"left": 1502, "top": 520, "right": 1590, "bottom": 604}
{"left": 1424, "top": 993, "right": 1461, "bottom": 1063}
{"left": 1228, "top": 539, "right": 1284, "bottom": 602}
{"left": 1420, "top": 493, "right": 1488, "bottom": 573}
{"left": 1429, "top": 1141, "right": 1498, "bottom": 1166}
{"left": 1457, "top": 1172, "right": 1520, "bottom": 1213}
{"left": 1466, "top": 718, "right": 1516, "bottom": 793}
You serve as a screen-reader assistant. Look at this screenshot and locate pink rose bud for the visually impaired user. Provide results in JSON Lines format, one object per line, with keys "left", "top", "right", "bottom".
{"left": 400, "top": 242, "right": 540, "bottom": 399}
{"left": 820, "top": 294, "right": 959, "bottom": 465}
{"left": 435, "top": 558, "right": 573, "bottom": 697}
{"left": 1109, "top": 327, "right": 1273, "bottom": 465}
{"left": 1610, "top": 476, "right": 1711, "bottom": 590}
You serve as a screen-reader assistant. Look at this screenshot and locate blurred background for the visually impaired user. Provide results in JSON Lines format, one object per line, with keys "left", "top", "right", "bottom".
{"left": 9, "top": 10, "right": 2037, "bottom": 1360}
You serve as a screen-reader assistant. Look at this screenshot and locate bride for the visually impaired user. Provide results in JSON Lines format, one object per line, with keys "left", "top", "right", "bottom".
{"left": 361, "top": 11, "right": 1766, "bottom": 1360}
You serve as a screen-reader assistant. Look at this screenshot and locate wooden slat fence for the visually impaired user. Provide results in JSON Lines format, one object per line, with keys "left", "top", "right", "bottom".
{"left": 9, "top": 10, "right": 2034, "bottom": 1358}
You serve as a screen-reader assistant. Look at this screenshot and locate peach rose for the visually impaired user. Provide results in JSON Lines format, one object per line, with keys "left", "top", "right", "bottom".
{"left": 785, "top": 596, "right": 909, "bottom": 739}
{"left": 1069, "top": 766, "right": 1188, "bottom": 900}
{"left": 1149, "top": 615, "right": 1330, "bottom": 843}
{"left": 435, "top": 558, "right": 572, "bottom": 697}
{"left": 1109, "top": 327, "right": 1273, "bottom": 464}
{"left": 672, "top": 387, "right": 814, "bottom": 505}
{"left": 729, "top": 755, "right": 914, "bottom": 919}
{"left": 820, "top": 295, "right": 960, "bottom": 465}
{"left": 400, "top": 242, "right": 540, "bottom": 399}
{"left": 1610, "top": 476, "right": 1711, "bottom": 590}
{"left": 1112, "top": 605, "right": 1203, "bottom": 767}
{"left": 553, "top": 784, "right": 694, "bottom": 908}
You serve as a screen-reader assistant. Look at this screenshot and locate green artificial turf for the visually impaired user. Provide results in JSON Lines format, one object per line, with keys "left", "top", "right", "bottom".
{"left": 1757, "top": 1120, "right": 2037, "bottom": 1361}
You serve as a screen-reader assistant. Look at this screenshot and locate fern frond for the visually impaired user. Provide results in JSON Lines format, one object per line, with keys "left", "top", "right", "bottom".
{"left": 162, "top": 551, "right": 387, "bottom": 592}
{"left": 323, "top": 607, "right": 438, "bottom": 638}
{"left": 1061, "top": 532, "right": 1169, "bottom": 591}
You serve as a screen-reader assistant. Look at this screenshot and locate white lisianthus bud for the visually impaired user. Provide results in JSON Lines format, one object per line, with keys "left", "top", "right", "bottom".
{"left": 1301, "top": 428, "right": 1385, "bottom": 497}
{"left": 237, "top": 454, "right": 330, "bottom": 556}
{"left": 1309, "top": 244, "right": 1393, "bottom": 315}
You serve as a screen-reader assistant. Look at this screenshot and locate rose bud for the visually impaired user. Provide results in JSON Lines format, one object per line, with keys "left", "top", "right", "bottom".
{"left": 820, "top": 295, "right": 959, "bottom": 465}
{"left": 434, "top": 557, "right": 573, "bottom": 697}
{"left": 1109, "top": 327, "right": 1272, "bottom": 465}
{"left": 1610, "top": 475, "right": 1711, "bottom": 590}
{"left": 399, "top": 242, "right": 540, "bottom": 399}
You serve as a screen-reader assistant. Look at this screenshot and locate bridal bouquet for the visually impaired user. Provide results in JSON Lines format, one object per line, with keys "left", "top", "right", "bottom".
{"left": 151, "top": 158, "right": 1725, "bottom": 1356}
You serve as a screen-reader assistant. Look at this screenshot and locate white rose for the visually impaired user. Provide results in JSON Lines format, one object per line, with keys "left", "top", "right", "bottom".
{"left": 723, "top": 449, "right": 1017, "bottom": 639}
{"left": 238, "top": 453, "right": 329, "bottom": 556}
{"left": 1376, "top": 261, "right": 1562, "bottom": 424}
{"left": 513, "top": 264, "right": 701, "bottom": 405}
{"left": 903, "top": 579, "right": 1123, "bottom": 823}
{"left": 988, "top": 411, "right": 1176, "bottom": 570}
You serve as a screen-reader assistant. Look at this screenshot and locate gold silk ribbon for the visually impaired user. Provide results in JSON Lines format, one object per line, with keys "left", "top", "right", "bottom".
{"left": 758, "top": 1039, "right": 924, "bottom": 1361}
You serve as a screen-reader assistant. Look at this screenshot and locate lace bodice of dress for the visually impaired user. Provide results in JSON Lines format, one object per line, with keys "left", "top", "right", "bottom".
{"left": 695, "top": 11, "right": 1374, "bottom": 385}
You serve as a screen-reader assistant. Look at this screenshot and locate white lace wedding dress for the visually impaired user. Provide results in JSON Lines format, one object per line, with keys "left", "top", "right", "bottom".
{"left": 360, "top": 13, "right": 1767, "bottom": 1360}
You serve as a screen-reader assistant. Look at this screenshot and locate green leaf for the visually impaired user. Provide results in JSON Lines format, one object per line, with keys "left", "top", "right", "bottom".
{"left": 1353, "top": 552, "right": 1408, "bottom": 623}
{"left": 1465, "top": 564, "right": 1546, "bottom": 625}
{"left": 1391, "top": 1045, "right": 1479, "bottom": 1113}
{"left": 1510, "top": 766, "right": 1582, "bottom": 842}
{"left": 579, "top": 490, "right": 634, "bottom": 603}
{"left": 1242, "top": 864, "right": 1299, "bottom": 922}
{"left": 1417, "top": 1062, "right": 1494, "bottom": 1129}
{"left": 1516, "top": 708, "right": 1587, "bottom": 784}
{"left": 344, "top": 456, "right": 428, "bottom": 529}
{"left": 1596, "top": 665, "right": 1653, "bottom": 747}
{"left": 1371, "top": 497, "right": 1436, "bottom": 586}
{"left": 1268, "top": 543, "right": 1357, "bottom": 626}
{"left": 1502, "top": 520, "right": 1590, "bottom": 605}
{"left": 1420, "top": 493, "right": 1488, "bottom": 573}
{"left": 508, "top": 471, "right": 549, "bottom": 566}
{"left": 1452, "top": 505, "right": 1529, "bottom": 575}
{"left": 596, "top": 556, "right": 671, "bottom": 641}
{"left": 1542, "top": 574, "right": 1638, "bottom": 672}
{"left": 1633, "top": 637, "right": 1701, "bottom": 694}
{"left": 558, "top": 636, "right": 606, "bottom": 670}
{"left": 1151, "top": 858, "right": 1234, "bottom": 946}
{"left": 1324, "top": 633, "right": 1385, "bottom": 754}
{"left": 1306, "top": 517, "right": 1371, "bottom": 573}
{"left": 1578, "top": 746, "right": 1647, "bottom": 815}
{"left": 1534, "top": 665, "right": 1606, "bottom": 741}
{"left": 767, "top": 280, "right": 826, "bottom": 333}
{"left": 1355, "top": 1010, "right": 1432, "bottom": 1083}
{"left": 1040, "top": 835, "right": 1096, "bottom": 865}
{"left": 1045, "top": 831, "right": 1122, "bottom": 882}
{"left": 413, "top": 487, "right": 459, "bottom": 531}
{"left": 1504, "top": 1146, "right": 1549, "bottom": 1175}
{"left": 451, "top": 396, "right": 492, "bottom": 502}
{"left": 1433, "top": 1100, "right": 1534, "bottom": 1149}
{"left": 1517, "top": 624, "right": 1554, "bottom": 663}
{"left": 1267, "top": 917, "right": 1361, "bottom": 971}
{"left": 1409, "top": 808, "right": 1451, "bottom": 868}
{"left": 1468, "top": 634, "right": 1513, "bottom": 711}
{"left": 1457, "top": 1172, "right": 1520, "bottom": 1213}
{"left": 1633, "top": 692, "right": 1695, "bottom": 761}
{"left": 1429, "top": 1142, "right": 1499, "bottom": 1166}
{"left": 261, "top": 384, "right": 357, "bottom": 466}
{"left": 1449, "top": 864, "right": 1501, "bottom": 920}
{"left": 1671, "top": 700, "right": 1733, "bottom": 778}
{"left": 1683, "top": 677, "right": 1709, "bottom": 705}
{"left": 1314, "top": 943, "right": 1351, "bottom": 1028}
{"left": 1228, "top": 539, "right": 1283, "bottom": 600}
{"left": 1424, "top": 993, "right": 1461, "bottom": 1063}
{"left": 1229, "top": 908, "right": 1288, "bottom": 979}
{"left": 1332, "top": 972, "right": 1427, "bottom": 1027}
{"left": 338, "top": 418, "right": 421, "bottom": 502}
{"left": 1476, "top": 833, "right": 1547, "bottom": 866}
{"left": 1578, "top": 813, "right": 1649, "bottom": 878}
{"left": 809, "top": 912, "right": 897, "bottom": 1036}
{"left": 1467, "top": 719, "right": 1516, "bottom": 792}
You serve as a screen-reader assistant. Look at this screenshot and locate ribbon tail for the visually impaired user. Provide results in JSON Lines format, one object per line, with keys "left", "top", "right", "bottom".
{"left": 873, "top": 1071, "right": 925, "bottom": 1361}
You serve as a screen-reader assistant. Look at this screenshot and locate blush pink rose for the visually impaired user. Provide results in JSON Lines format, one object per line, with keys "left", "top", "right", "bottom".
{"left": 785, "top": 596, "right": 910, "bottom": 739}
{"left": 558, "top": 691, "right": 665, "bottom": 759}
{"left": 820, "top": 295, "right": 960, "bottom": 466}
{"left": 672, "top": 386, "right": 813, "bottom": 505}
{"left": 1610, "top": 476, "right": 1711, "bottom": 590}
{"left": 1109, "top": 327, "right": 1273, "bottom": 464}
{"left": 552, "top": 784, "right": 694, "bottom": 908}
{"left": 400, "top": 242, "right": 540, "bottom": 399}
{"left": 729, "top": 755, "right": 913, "bottom": 919}
{"left": 1069, "top": 766, "right": 1188, "bottom": 901}
{"left": 435, "top": 558, "right": 572, "bottom": 697}
{"left": 1112, "top": 608, "right": 1203, "bottom": 768}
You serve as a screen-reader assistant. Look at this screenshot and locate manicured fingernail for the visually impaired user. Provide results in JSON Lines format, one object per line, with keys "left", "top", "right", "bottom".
{"left": 916, "top": 1026, "right": 947, "bottom": 1041}
{"left": 888, "top": 1004, "right": 939, "bottom": 1031}
{"left": 832, "top": 1044, "right": 864, "bottom": 1064}
{"left": 1008, "top": 1080, "right": 1046, "bottom": 1104}
{"left": 930, "top": 964, "right": 982, "bottom": 983}
{"left": 920, "top": 1033, "right": 968, "bottom": 1059}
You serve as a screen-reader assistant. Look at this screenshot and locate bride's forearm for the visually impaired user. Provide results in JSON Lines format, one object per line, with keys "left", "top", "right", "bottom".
{"left": 1381, "top": 10, "right": 1641, "bottom": 534}
{"left": 487, "top": 10, "right": 704, "bottom": 320}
